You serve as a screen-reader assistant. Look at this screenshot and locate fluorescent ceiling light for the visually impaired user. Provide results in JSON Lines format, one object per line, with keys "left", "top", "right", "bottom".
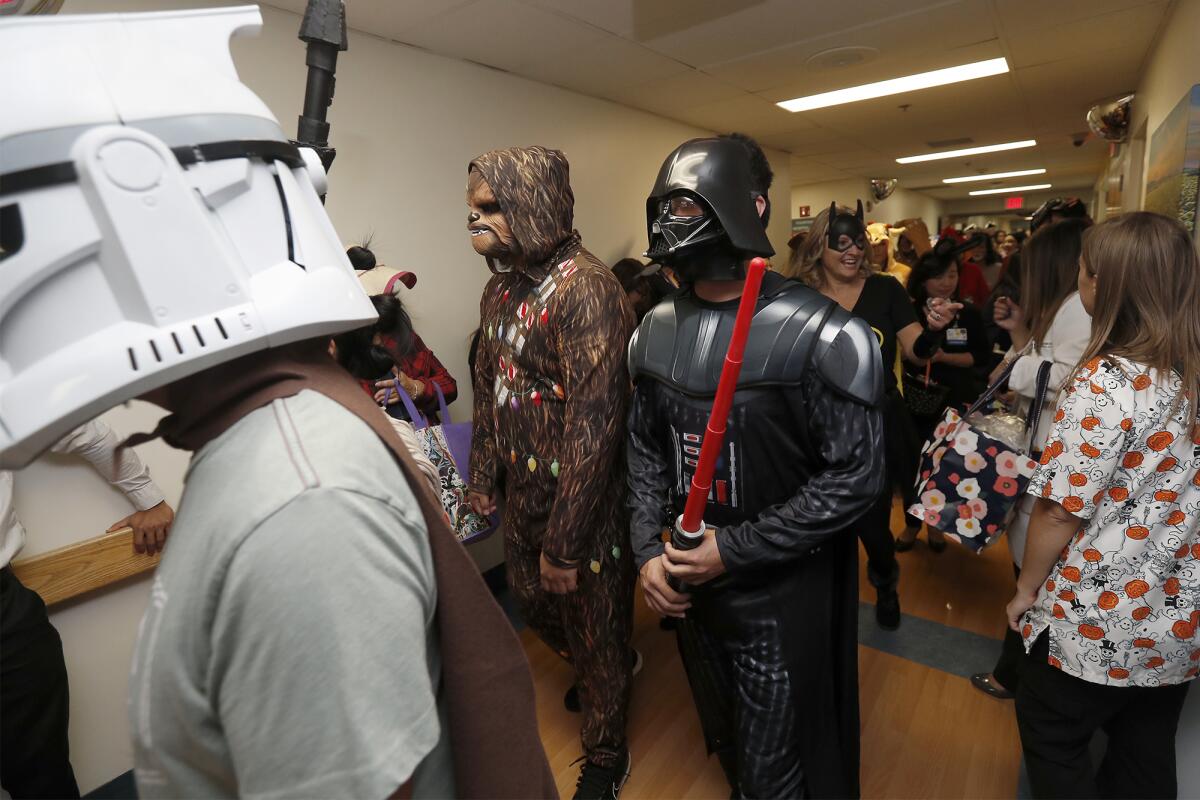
{"left": 943, "top": 168, "right": 1047, "bottom": 184}
{"left": 897, "top": 139, "right": 1037, "bottom": 164}
{"left": 777, "top": 57, "right": 1009, "bottom": 113}
{"left": 969, "top": 183, "right": 1052, "bottom": 196}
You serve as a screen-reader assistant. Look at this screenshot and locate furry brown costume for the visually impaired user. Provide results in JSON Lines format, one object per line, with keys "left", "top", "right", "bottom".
{"left": 466, "top": 147, "right": 636, "bottom": 772}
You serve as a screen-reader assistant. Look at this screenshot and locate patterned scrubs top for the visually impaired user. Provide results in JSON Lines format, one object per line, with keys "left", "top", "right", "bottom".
{"left": 1022, "top": 356, "right": 1200, "bottom": 687}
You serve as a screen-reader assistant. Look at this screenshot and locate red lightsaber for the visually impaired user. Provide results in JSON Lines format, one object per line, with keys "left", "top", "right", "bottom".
{"left": 674, "top": 257, "right": 768, "bottom": 543}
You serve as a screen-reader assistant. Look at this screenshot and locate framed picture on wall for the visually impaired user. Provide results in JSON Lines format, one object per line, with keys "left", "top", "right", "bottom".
{"left": 1145, "top": 84, "right": 1200, "bottom": 238}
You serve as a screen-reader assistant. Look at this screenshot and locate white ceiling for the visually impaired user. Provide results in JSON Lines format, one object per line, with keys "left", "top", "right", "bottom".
{"left": 265, "top": 0, "right": 1169, "bottom": 200}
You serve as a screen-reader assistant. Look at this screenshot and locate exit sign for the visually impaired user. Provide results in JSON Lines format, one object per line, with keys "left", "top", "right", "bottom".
{"left": 1005, "top": 196, "right": 1024, "bottom": 210}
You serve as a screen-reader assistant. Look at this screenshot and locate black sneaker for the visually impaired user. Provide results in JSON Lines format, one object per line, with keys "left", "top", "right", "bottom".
{"left": 565, "top": 649, "right": 642, "bottom": 713}
{"left": 572, "top": 751, "right": 631, "bottom": 800}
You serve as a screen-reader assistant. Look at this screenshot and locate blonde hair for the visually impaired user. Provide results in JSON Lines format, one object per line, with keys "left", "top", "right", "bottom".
{"left": 1076, "top": 212, "right": 1200, "bottom": 421}
{"left": 782, "top": 204, "right": 872, "bottom": 289}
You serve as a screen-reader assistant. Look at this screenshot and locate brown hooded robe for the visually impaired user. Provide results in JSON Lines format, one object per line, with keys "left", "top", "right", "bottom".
{"left": 467, "top": 146, "right": 636, "bottom": 768}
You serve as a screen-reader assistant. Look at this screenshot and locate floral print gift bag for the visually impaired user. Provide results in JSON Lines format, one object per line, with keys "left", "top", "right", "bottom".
{"left": 908, "top": 361, "right": 1052, "bottom": 552}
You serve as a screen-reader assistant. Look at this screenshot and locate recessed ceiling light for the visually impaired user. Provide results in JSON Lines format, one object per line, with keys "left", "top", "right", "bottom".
{"left": 969, "top": 183, "right": 1052, "bottom": 196}
{"left": 897, "top": 139, "right": 1037, "bottom": 164}
{"left": 777, "top": 57, "right": 1009, "bottom": 113}
{"left": 943, "top": 168, "right": 1047, "bottom": 184}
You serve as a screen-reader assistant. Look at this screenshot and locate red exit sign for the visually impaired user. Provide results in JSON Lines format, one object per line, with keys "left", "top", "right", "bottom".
{"left": 1005, "top": 196, "right": 1024, "bottom": 210}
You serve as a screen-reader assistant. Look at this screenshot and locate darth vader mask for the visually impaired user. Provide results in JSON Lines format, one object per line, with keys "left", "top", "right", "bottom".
{"left": 646, "top": 192, "right": 726, "bottom": 261}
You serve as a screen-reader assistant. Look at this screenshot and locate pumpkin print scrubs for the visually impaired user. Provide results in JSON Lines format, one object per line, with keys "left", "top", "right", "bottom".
{"left": 1021, "top": 356, "right": 1200, "bottom": 687}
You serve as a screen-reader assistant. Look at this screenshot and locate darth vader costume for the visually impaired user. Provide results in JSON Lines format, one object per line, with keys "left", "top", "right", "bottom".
{"left": 627, "top": 138, "right": 885, "bottom": 799}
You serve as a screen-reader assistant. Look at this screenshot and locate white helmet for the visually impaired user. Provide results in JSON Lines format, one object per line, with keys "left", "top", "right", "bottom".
{"left": 0, "top": 6, "right": 376, "bottom": 469}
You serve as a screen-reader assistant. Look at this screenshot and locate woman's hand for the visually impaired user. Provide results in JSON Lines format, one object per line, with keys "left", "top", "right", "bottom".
{"left": 1006, "top": 585, "right": 1039, "bottom": 632}
{"left": 373, "top": 369, "right": 424, "bottom": 404}
{"left": 924, "top": 297, "right": 963, "bottom": 332}
{"left": 993, "top": 297, "right": 1026, "bottom": 332}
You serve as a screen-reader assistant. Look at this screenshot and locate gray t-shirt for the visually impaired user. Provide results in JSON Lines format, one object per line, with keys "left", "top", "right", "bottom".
{"left": 130, "top": 390, "right": 454, "bottom": 799}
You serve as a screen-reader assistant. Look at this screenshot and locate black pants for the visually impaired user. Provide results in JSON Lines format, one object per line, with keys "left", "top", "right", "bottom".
{"left": 680, "top": 584, "right": 804, "bottom": 800}
{"left": 1016, "top": 632, "right": 1190, "bottom": 800}
{"left": 990, "top": 564, "right": 1025, "bottom": 691}
{"left": 0, "top": 567, "right": 80, "bottom": 799}
{"left": 858, "top": 390, "right": 918, "bottom": 583}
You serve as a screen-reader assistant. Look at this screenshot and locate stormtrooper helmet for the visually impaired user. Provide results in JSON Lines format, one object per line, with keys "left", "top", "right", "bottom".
{"left": 0, "top": 7, "right": 375, "bottom": 468}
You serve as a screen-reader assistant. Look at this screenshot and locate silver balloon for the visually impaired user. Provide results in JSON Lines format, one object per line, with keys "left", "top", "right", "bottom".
{"left": 869, "top": 178, "right": 898, "bottom": 202}
{"left": 1087, "top": 93, "right": 1134, "bottom": 142}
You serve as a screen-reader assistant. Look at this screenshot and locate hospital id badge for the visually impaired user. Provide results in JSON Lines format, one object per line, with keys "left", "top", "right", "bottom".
{"left": 946, "top": 327, "right": 968, "bottom": 346}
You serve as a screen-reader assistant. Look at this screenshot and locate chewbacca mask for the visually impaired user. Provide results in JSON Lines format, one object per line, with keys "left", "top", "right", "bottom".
{"left": 466, "top": 145, "right": 575, "bottom": 272}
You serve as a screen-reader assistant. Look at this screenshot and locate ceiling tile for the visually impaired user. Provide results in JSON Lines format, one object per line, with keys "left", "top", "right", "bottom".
{"left": 518, "top": 0, "right": 636, "bottom": 36}
{"left": 259, "top": 0, "right": 1169, "bottom": 196}
{"left": 513, "top": 36, "right": 691, "bottom": 97}
{"left": 1003, "top": 2, "right": 1166, "bottom": 69}
{"left": 601, "top": 70, "right": 748, "bottom": 115}
{"left": 397, "top": 0, "right": 609, "bottom": 73}
{"left": 705, "top": 0, "right": 994, "bottom": 94}
{"left": 756, "top": 126, "right": 851, "bottom": 153}
{"left": 673, "top": 93, "right": 813, "bottom": 137}
{"left": 996, "top": 0, "right": 1164, "bottom": 34}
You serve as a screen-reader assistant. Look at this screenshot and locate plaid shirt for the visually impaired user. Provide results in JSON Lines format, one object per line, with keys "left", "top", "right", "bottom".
{"left": 370, "top": 333, "right": 458, "bottom": 424}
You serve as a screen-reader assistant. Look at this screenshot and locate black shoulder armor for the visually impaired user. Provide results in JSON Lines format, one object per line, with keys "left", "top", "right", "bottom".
{"left": 628, "top": 275, "right": 882, "bottom": 405}
{"left": 811, "top": 305, "right": 883, "bottom": 405}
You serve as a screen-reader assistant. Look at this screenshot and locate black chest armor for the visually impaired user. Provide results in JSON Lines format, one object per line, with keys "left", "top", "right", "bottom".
{"left": 628, "top": 273, "right": 879, "bottom": 402}
{"left": 627, "top": 273, "right": 882, "bottom": 527}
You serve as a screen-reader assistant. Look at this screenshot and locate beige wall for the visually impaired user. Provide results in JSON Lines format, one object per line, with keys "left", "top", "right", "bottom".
{"left": 1129, "top": 1, "right": 1200, "bottom": 787}
{"left": 24, "top": 1, "right": 789, "bottom": 791}
{"left": 790, "top": 178, "right": 944, "bottom": 232}
{"left": 1131, "top": 0, "right": 1200, "bottom": 209}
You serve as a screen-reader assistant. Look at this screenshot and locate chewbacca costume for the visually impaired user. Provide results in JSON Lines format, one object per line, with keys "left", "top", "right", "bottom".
{"left": 467, "top": 147, "right": 636, "bottom": 770}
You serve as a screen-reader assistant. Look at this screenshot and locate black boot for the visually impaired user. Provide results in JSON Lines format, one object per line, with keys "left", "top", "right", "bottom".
{"left": 868, "top": 562, "right": 902, "bottom": 631}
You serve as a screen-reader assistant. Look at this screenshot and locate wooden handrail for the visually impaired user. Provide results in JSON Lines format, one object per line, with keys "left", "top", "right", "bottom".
{"left": 11, "top": 527, "right": 160, "bottom": 607}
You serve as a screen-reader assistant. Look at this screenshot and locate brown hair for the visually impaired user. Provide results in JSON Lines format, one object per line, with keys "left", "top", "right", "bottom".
{"left": 782, "top": 204, "right": 872, "bottom": 289}
{"left": 1020, "top": 217, "right": 1090, "bottom": 349}
{"left": 1077, "top": 212, "right": 1200, "bottom": 422}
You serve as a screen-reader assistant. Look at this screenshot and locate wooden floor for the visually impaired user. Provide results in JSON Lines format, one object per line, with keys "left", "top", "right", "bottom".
{"left": 521, "top": 503, "right": 1025, "bottom": 799}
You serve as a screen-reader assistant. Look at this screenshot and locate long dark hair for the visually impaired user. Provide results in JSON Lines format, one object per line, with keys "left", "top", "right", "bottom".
{"left": 1020, "top": 218, "right": 1090, "bottom": 349}
{"left": 332, "top": 294, "right": 413, "bottom": 380}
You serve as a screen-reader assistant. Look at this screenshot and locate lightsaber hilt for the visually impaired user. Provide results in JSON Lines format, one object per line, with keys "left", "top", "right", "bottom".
{"left": 667, "top": 513, "right": 706, "bottom": 592}
{"left": 678, "top": 257, "right": 768, "bottom": 534}
{"left": 295, "top": 0, "right": 347, "bottom": 175}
